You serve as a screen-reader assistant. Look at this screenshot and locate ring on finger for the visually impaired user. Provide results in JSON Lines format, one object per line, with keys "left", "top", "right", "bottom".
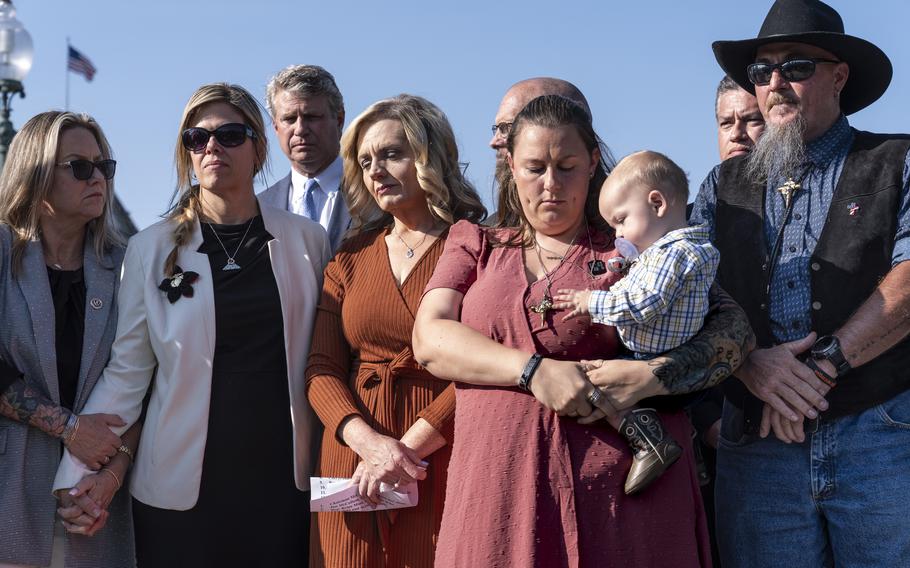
{"left": 587, "top": 388, "right": 604, "bottom": 406}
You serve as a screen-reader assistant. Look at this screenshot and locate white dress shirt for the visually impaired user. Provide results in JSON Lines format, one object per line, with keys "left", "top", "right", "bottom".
{"left": 288, "top": 155, "right": 343, "bottom": 233}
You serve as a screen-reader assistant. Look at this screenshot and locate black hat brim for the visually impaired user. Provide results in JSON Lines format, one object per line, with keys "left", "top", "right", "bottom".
{"left": 712, "top": 32, "right": 892, "bottom": 115}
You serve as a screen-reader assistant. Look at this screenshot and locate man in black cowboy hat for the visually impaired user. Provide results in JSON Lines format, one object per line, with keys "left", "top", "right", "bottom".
{"left": 691, "top": 0, "right": 910, "bottom": 565}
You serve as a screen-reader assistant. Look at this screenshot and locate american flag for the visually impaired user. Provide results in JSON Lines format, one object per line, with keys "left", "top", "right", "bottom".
{"left": 67, "top": 46, "right": 96, "bottom": 82}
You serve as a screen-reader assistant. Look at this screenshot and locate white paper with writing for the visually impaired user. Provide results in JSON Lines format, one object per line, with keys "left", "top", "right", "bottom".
{"left": 309, "top": 477, "right": 419, "bottom": 512}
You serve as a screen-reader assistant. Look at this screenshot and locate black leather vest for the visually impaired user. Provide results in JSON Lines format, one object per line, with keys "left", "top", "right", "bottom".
{"left": 715, "top": 130, "right": 910, "bottom": 427}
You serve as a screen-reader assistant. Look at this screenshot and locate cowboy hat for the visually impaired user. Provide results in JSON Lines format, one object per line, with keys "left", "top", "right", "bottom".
{"left": 712, "top": 0, "right": 891, "bottom": 114}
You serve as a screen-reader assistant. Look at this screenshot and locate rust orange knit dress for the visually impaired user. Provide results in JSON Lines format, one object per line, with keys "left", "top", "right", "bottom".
{"left": 305, "top": 228, "right": 454, "bottom": 568}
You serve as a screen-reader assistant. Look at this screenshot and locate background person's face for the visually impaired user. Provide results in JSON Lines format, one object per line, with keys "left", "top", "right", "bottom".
{"left": 272, "top": 91, "right": 343, "bottom": 177}
{"left": 716, "top": 89, "right": 765, "bottom": 160}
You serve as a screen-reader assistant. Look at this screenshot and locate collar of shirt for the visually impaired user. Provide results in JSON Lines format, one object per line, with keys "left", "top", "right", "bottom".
{"left": 290, "top": 154, "right": 343, "bottom": 198}
{"left": 645, "top": 225, "right": 711, "bottom": 252}
{"left": 805, "top": 114, "right": 853, "bottom": 169}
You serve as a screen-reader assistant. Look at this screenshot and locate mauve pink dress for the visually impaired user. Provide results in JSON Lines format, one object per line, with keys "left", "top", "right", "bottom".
{"left": 425, "top": 221, "right": 710, "bottom": 568}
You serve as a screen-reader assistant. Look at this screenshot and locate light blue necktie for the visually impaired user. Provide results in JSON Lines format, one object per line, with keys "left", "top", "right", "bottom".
{"left": 303, "top": 178, "right": 319, "bottom": 222}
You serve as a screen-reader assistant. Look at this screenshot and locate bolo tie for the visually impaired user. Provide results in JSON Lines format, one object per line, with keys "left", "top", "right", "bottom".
{"left": 764, "top": 171, "right": 808, "bottom": 297}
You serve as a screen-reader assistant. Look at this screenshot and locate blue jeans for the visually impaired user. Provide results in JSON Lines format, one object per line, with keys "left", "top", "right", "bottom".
{"left": 715, "top": 387, "right": 910, "bottom": 568}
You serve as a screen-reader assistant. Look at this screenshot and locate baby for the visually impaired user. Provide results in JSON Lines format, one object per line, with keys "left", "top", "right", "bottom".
{"left": 554, "top": 150, "right": 719, "bottom": 495}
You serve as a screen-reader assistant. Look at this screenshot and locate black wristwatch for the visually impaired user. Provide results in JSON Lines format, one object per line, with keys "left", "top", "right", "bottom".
{"left": 810, "top": 335, "right": 851, "bottom": 376}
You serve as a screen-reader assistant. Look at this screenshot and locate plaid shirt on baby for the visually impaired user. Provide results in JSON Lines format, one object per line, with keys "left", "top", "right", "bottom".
{"left": 588, "top": 225, "right": 719, "bottom": 356}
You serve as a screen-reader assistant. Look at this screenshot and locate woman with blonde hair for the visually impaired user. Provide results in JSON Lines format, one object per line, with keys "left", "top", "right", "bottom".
{"left": 0, "top": 110, "right": 135, "bottom": 567}
{"left": 306, "top": 94, "right": 485, "bottom": 567}
{"left": 53, "top": 83, "right": 330, "bottom": 566}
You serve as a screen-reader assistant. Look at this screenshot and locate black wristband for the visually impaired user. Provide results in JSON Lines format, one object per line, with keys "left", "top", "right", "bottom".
{"left": 518, "top": 354, "right": 543, "bottom": 391}
{"left": 805, "top": 357, "right": 837, "bottom": 389}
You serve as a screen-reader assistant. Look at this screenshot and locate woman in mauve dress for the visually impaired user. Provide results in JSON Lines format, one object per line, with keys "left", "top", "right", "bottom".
{"left": 414, "top": 95, "right": 754, "bottom": 568}
{"left": 306, "top": 94, "right": 486, "bottom": 567}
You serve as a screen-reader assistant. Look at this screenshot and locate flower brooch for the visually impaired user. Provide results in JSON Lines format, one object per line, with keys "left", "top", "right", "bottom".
{"left": 158, "top": 266, "right": 199, "bottom": 304}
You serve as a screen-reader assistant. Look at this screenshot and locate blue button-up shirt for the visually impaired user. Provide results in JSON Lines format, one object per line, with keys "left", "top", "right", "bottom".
{"left": 691, "top": 115, "right": 910, "bottom": 343}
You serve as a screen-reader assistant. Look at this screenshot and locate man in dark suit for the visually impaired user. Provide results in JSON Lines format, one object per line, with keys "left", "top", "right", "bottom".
{"left": 259, "top": 65, "right": 351, "bottom": 253}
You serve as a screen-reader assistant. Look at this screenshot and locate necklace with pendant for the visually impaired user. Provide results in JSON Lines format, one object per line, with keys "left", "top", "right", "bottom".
{"left": 529, "top": 229, "right": 579, "bottom": 326}
{"left": 393, "top": 227, "right": 429, "bottom": 259}
{"left": 206, "top": 217, "right": 254, "bottom": 271}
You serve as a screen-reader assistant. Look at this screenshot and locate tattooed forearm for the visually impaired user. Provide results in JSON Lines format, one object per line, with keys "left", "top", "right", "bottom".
{"left": 0, "top": 378, "right": 73, "bottom": 438}
{"left": 651, "top": 283, "right": 756, "bottom": 394}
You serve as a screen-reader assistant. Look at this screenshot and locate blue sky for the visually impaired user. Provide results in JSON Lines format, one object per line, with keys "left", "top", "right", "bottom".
{"left": 11, "top": 0, "right": 910, "bottom": 230}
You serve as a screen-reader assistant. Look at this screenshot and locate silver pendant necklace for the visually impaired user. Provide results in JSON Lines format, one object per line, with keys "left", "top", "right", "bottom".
{"left": 393, "top": 228, "right": 428, "bottom": 259}
{"left": 206, "top": 217, "right": 254, "bottom": 271}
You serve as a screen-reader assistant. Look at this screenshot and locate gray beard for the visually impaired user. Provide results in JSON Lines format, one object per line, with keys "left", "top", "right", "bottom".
{"left": 744, "top": 113, "right": 807, "bottom": 183}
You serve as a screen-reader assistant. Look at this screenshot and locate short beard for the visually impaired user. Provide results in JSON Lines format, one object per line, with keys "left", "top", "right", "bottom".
{"left": 743, "top": 112, "right": 807, "bottom": 182}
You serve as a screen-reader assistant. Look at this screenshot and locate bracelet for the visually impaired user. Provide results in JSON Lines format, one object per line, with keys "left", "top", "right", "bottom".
{"left": 99, "top": 467, "right": 122, "bottom": 489}
{"left": 518, "top": 354, "right": 543, "bottom": 391}
{"left": 117, "top": 444, "right": 135, "bottom": 463}
{"left": 61, "top": 414, "right": 80, "bottom": 446}
{"left": 805, "top": 357, "right": 837, "bottom": 389}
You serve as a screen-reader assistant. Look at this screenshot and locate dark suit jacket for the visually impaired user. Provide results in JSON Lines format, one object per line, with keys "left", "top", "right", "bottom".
{"left": 258, "top": 171, "right": 351, "bottom": 254}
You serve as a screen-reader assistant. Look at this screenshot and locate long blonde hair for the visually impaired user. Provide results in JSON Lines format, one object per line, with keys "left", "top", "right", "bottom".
{"left": 340, "top": 94, "right": 486, "bottom": 235}
{"left": 164, "top": 83, "right": 269, "bottom": 276}
{"left": 0, "top": 110, "right": 122, "bottom": 274}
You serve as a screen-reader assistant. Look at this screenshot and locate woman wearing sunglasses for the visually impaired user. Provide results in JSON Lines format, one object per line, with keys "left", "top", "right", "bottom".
{"left": 0, "top": 111, "right": 135, "bottom": 567}
{"left": 52, "top": 83, "right": 330, "bottom": 566}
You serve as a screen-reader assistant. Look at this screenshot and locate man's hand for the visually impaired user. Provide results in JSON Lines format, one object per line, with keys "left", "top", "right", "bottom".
{"left": 760, "top": 403, "right": 806, "bottom": 444}
{"left": 736, "top": 333, "right": 830, "bottom": 421}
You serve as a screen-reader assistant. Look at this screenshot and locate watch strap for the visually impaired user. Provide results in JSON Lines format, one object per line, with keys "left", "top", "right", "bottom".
{"left": 519, "top": 354, "right": 543, "bottom": 391}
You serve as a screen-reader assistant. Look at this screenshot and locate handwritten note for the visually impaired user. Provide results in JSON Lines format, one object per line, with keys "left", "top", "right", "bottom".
{"left": 310, "top": 477, "right": 419, "bottom": 512}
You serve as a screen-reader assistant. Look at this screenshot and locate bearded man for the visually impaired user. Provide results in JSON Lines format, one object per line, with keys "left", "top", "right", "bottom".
{"left": 691, "top": 0, "right": 910, "bottom": 566}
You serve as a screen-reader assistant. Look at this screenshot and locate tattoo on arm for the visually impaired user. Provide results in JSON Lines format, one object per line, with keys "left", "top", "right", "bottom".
{"left": 651, "top": 283, "right": 756, "bottom": 394}
{"left": 0, "top": 378, "right": 72, "bottom": 438}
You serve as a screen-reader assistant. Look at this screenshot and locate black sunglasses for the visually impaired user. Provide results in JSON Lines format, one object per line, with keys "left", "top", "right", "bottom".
{"left": 181, "top": 123, "right": 256, "bottom": 152}
{"left": 57, "top": 159, "right": 117, "bottom": 181}
{"left": 747, "top": 58, "right": 841, "bottom": 86}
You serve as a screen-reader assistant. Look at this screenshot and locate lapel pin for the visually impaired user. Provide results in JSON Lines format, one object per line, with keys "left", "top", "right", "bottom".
{"left": 90, "top": 298, "right": 103, "bottom": 310}
{"left": 847, "top": 202, "right": 860, "bottom": 216}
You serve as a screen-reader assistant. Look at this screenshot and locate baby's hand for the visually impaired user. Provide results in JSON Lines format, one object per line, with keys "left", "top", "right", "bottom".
{"left": 553, "top": 289, "right": 592, "bottom": 321}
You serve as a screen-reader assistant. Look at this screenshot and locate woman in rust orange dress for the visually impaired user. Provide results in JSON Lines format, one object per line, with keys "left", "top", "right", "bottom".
{"left": 305, "top": 94, "right": 486, "bottom": 567}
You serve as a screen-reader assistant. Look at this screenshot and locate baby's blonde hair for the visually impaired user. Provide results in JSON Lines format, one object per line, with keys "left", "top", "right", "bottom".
{"left": 604, "top": 150, "right": 688, "bottom": 207}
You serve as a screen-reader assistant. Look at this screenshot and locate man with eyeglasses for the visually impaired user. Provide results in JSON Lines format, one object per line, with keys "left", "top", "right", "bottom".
{"left": 259, "top": 64, "right": 351, "bottom": 253}
{"left": 691, "top": 0, "right": 910, "bottom": 566}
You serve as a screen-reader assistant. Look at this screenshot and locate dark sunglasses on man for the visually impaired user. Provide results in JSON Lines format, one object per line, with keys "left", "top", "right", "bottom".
{"left": 181, "top": 123, "right": 256, "bottom": 152}
{"left": 747, "top": 58, "right": 841, "bottom": 86}
{"left": 57, "top": 159, "right": 117, "bottom": 181}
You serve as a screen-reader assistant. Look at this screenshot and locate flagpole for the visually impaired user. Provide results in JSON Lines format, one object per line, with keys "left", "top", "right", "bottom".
{"left": 64, "top": 37, "right": 70, "bottom": 111}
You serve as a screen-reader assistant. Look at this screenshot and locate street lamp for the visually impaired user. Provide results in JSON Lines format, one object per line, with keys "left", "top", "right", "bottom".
{"left": 0, "top": 0, "right": 32, "bottom": 171}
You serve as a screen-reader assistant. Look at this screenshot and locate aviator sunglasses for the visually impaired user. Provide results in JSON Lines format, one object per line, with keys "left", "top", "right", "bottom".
{"left": 747, "top": 58, "right": 841, "bottom": 86}
{"left": 57, "top": 159, "right": 117, "bottom": 181}
{"left": 181, "top": 123, "right": 256, "bottom": 152}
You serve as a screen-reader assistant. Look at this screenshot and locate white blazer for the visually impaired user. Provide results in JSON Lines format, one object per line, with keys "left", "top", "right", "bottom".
{"left": 53, "top": 200, "right": 330, "bottom": 510}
